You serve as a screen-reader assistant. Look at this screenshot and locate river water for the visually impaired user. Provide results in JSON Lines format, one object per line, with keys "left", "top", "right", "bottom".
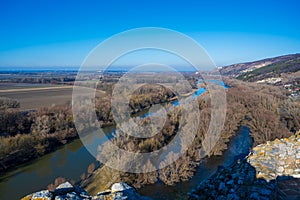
{"left": 0, "top": 125, "right": 112, "bottom": 200}
{"left": 0, "top": 79, "right": 244, "bottom": 200}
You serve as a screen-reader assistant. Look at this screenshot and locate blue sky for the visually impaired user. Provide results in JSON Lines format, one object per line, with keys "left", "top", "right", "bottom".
{"left": 0, "top": 0, "right": 299, "bottom": 69}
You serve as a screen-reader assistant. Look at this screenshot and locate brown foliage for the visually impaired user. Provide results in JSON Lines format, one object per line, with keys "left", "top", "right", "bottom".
{"left": 88, "top": 77, "right": 300, "bottom": 189}
{"left": 47, "top": 177, "right": 67, "bottom": 192}
{"left": 88, "top": 163, "right": 95, "bottom": 175}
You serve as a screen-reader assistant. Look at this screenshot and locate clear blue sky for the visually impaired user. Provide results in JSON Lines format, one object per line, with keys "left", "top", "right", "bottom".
{"left": 0, "top": 0, "right": 299, "bottom": 69}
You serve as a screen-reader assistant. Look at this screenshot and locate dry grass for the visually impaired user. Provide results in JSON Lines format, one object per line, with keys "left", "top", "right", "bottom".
{"left": 0, "top": 86, "right": 107, "bottom": 110}
{"left": 84, "top": 165, "right": 122, "bottom": 195}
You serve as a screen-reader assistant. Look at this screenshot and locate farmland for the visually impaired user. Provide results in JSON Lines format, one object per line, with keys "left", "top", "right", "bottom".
{"left": 0, "top": 85, "right": 74, "bottom": 110}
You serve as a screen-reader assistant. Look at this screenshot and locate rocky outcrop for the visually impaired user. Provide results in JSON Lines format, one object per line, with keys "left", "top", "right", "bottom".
{"left": 188, "top": 132, "right": 300, "bottom": 200}
{"left": 247, "top": 132, "right": 300, "bottom": 181}
{"left": 188, "top": 159, "right": 277, "bottom": 200}
{"left": 22, "top": 182, "right": 151, "bottom": 200}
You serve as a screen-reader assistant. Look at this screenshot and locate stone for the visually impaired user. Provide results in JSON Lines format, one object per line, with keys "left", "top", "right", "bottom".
{"left": 287, "top": 150, "right": 296, "bottom": 156}
{"left": 237, "top": 178, "right": 244, "bottom": 185}
{"left": 279, "top": 153, "right": 286, "bottom": 158}
{"left": 21, "top": 194, "right": 33, "bottom": 200}
{"left": 226, "top": 180, "right": 234, "bottom": 185}
{"left": 55, "top": 192, "right": 83, "bottom": 200}
{"left": 218, "top": 182, "right": 226, "bottom": 192}
{"left": 22, "top": 182, "right": 153, "bottom": 200}
{"left": 293, "top": 174, "right": 300, "bottom": 178}
{"left": 249, "top": 192, "right": 260, "bottom": 200}
{"left": 277, "top": 166, "right": 285, "bottom": 173}
{"left": 111, "top": 182, "right": 134, "bottom": 193}
{"left": 54, "top": 181, "right": 74, "bottom": 195}
{"left": 246, "top": 133, "right": 300, "bottom": 180}
{"left": 189, "top": 132, "right": 300, "bottom": 199}
{"left": 278, "top": 160, "right": 285, "bottom": 166}
{"left": 270, "top": 147, "right": 279, "bottom": 154}
{"left": 97, "top": 190, "right": 111, "bottom": 196}
{"left": 74, "top": 185, "right": 89, "bottom": 197}
{"left": 32, "top": 190, "right": 53, "bottom": 200}
{"left": 259, "top": 188, "right": 272, "bottom": 196}
{"left": 226, "top": 193, "right": 240, "bottom": 200}
{"left": 285, "top": 168, "right": 294, "bottom": 174}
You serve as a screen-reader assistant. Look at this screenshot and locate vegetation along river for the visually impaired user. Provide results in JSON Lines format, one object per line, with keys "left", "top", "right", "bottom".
{"left": 0, "top": 79, "right": 244, "bottom": 200}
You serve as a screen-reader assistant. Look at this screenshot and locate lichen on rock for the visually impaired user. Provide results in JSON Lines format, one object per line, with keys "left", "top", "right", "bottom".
{"left": 188, "top": 132, "right": 300, "bottom": 199}
{"left": 247, "top": 131, "right": 300, "bottom": 181}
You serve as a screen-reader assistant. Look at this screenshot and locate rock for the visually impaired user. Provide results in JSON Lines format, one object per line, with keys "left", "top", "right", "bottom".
{"left": 279, "top": 153, "right": 286, "bottom": 158}
{"left": 247, "top": 132, "right": 300, "bottom": 181}
{"left": 54, "top": 181, "right": 74, "bottom": 195}
{"left": 293, "top": 174, "right": 300, "bottom": 178}
{"left": 226, "top": 180, "right": 234, "bottom": 185}
{"left": 218, "top": 182, "right": 227, "bottom": 193}
{"left": 259, "top": 188, "right": 272, "bottom": 196}
{"left": 21, "top": 194, "right": 33, "bottom": 200}
{"left": 277, "top": 166, "right": 284, "bottom": 173}
{"left": 226, "top": 193, "right": 240, "bottom": 200}
{"left": 237, "top": 178, "right": 244, "bottom": 185}
{"left": 278, "top": 160, "right": 285, "bottom": 166}
{"left": 249, "top": 192, "right": 260, "bottom": 200}
{"left": 97, "top": 189, "right": 111, "bottom": 196}
{"left": 189, "top": 132, "right": 300, "bottom": 199}
{"left": 110, "top": 182, "right": 152, "bottom": 200}
{"left": 31, "top": 190, "right": 53, "bottom": 200}
{"left": 22, "top": 182, "right": 151, "bottom": 200}
{"left": 74, "top": 185, "right": 89, "bottom": 197}
{"left": 55, "top": 192, "right": 83, "bottom": 200}
{"left": 285, "top": 168, "right": 294, "bottom": 174}
{"left": 111, "top": 182, "right": 135, "bottom": 193}
{"left": 188, "top": 193, "right": 200, "bottom": 199}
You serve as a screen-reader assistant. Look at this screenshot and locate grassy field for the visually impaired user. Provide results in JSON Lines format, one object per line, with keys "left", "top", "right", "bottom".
{"left": 0, "top": 86, "right": 74, "bottom": 110}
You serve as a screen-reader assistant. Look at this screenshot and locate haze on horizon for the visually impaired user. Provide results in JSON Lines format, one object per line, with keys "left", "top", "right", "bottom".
{"left": 0, "top": 0, "right": 300, "bottom": 70}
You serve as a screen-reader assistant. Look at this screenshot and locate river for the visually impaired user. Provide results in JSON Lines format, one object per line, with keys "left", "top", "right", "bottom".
{"left": 138, "top": 126, "right": 252, "bottom": 199}
{"left": 0, "top": 79, "right": 242, "bottom": 200}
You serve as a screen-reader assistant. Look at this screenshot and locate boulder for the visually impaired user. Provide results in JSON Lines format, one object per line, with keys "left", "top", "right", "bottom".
{"left": 110, "top": 182, "right": 152, "bottom": 200}
{"left": 55, "top": 191, "right": 85, "bottom": 200}
{"left": 31, "top": 190, "right": 53, "bottom": 200}
{"left": 111, "top": 182, "right": 135, "bottom": 193}
{"left": 22, "top": 182, "right": 152, "bottom": 200}
{"left": 54, "top": 181, "right": 74, "bottom": 195}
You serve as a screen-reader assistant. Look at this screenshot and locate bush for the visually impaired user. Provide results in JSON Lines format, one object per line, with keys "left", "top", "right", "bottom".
{"left": 0, "top": 97, "right": 20, "bottom": 110}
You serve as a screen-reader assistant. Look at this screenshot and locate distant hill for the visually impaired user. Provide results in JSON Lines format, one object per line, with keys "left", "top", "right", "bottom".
{"left": 219, "top": 53, "right": 300, "bottom": 82}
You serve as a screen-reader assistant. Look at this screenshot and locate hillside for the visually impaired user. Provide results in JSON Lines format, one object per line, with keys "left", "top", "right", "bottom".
{"left": 219, "top": 53, "right": 300, "bottom": 82}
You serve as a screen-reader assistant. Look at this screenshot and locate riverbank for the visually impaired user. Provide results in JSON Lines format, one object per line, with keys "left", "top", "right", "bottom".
{"left": 0, "top": 84, "right": 200, "bottom": 174}
{"left": 0, "top": 133, "right": 78, "bottom": 173}
{"left": 81, "top": 126, "right": 252, "bottom": 199}
{"left": 20, "top": 125, "right": 252, "bottom": 200}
